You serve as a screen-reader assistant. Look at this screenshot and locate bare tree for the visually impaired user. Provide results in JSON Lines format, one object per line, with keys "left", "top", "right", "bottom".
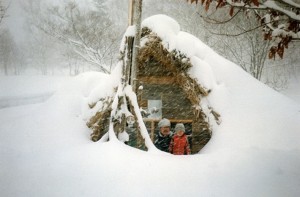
{"left": 0, "top": 0, "right": 9, "bottom": 25}
{"left": 23, "top": 0, "right": 121, "bottom": 74}
{"left": 0, "top": 28, "right": 17, "bottom": 75}
{"left": 263, "top": 41, "right": 300, "bottom": 90}
{"left": 201, "top": 9, "right": 272, "bottom": 80}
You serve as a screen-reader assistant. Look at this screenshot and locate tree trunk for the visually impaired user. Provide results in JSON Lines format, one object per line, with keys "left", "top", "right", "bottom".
{"left": 4, "top": 61, "right": 8, "bottom": 75}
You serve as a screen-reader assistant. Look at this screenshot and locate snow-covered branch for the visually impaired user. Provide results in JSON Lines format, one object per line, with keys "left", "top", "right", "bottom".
{"left": 188, "top": 0, "right": 300, "bottom": 58}
{"left": 23, "top": 0, "right": 120, "bottom": 73}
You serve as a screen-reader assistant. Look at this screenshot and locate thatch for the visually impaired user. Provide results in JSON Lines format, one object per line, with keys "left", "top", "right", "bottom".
{"left": 138, "top": 27, "right": 213, "bottom": 121}
{"left": 137, "top": 27, "right": 222, "bottom": 152}
{"left": 86, "top": 26, "right": 221, "bottom": 153}
{"left": 87, "top": 97, "right": 113, "bottom": 142}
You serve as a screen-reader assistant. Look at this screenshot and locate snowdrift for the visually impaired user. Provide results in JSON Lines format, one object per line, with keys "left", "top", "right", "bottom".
{"left": 1, "top": 15, "right": 300, "bottom": 197}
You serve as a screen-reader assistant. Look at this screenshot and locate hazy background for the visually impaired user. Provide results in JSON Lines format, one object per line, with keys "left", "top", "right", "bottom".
{"left": 1, "top": 0, "right": 299, "bottom": 96}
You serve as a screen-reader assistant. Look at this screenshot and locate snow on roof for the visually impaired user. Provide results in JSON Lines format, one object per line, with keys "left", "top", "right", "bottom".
{"left": 140, "top": 14, "right": 300, "bottom": 152}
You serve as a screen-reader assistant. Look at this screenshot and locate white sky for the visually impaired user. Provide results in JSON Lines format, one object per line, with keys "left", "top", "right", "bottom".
{"left": 0, "top": 14, "right": 300, "bottom": 197}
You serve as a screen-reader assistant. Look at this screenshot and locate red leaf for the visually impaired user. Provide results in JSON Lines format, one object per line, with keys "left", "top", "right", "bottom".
{"left": 216, "top": 0, "right": 226, "bottom": 9}
{"left": 277, "top": 45, "right": 284, "bottom": 59}
{"left": 252, "top": 0, "right": 259, "bottom": 7}
{"left": 268, "top": 46, "right": 277, "bottom": 60}
{"left": 205, "top": 0, "right": 211, "bottom": 12}
{"left": 288, "top": 21, "right": 298, "bottom": 31}
{"left": 264, "top": 33, "right": 272, "bottom": 41}
{"left": 229, "top": 6, "right": 234, "bottom": 16}
{"left": 190, "top": 0, "right": 199, "bottom": 4}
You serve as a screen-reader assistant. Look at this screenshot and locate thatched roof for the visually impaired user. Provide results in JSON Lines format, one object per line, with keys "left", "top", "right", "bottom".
{"left": 86, "top": 26, "right": 221, "bottom": 148}
{"left": 138, "top": 27, "right": 220, "bottom": 123}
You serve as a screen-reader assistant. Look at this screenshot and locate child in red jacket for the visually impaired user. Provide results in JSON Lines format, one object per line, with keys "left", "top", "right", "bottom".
{"left": 169, "top": 123, "right": 191, "bottom": 155}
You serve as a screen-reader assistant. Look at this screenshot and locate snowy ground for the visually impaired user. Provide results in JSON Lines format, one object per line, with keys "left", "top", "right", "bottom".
{"left": 1, "top": 15, "right": 300, "bottom": 197}
{"left": 0, "top": 73, "right": 299, "bottom": 197}
{"left": 0, "top": 76, "right": 68, "bottom": 108}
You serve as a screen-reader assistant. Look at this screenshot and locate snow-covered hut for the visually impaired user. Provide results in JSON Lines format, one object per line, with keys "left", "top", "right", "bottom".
{"left": 135, "top": 29, "right": 221, "bottom": 153}
{"left": 87, "top": 15, "right": 220, "bottom": 154}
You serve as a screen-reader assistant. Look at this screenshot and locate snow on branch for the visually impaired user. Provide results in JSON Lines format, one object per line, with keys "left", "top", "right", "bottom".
{"left": 187, "top": 0, "right": 300, "bottom": 59}
{"left": 68, "top": 38, "right": 110, "bottom": 74}
{"left": 264, "top": 0, "right": 300, "bottom": 21}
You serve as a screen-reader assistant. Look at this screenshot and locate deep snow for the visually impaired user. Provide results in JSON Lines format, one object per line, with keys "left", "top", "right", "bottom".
{"left": 0, "top": 15, "right": 300, "bottom": 197}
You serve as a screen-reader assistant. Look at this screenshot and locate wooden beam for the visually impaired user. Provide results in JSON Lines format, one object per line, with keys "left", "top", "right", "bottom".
{"left": 128, "top": 0, "right": 134, "bottom": 26}
{"left": 139, "top": 76, "right": 175, "bottom": 84}
{"left": 131, "top": 0, "right": 143, "bottom": 93}
{"left": 151, "top": 120, "right": 155, "bottom": 141}
{"left": 143, "top": 118, "right": 193, "bottom": 123}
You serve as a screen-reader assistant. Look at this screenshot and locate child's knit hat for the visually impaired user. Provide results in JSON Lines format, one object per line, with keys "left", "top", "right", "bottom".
{"left": 175, "top": 123, "right": 185, "bottom": 133}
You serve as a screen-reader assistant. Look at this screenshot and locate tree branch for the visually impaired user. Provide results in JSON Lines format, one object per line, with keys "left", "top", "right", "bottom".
{"left": 196, "top": 7, "right": 243, "bottom": 24}
{"left": 0, "top": 1, "right": 11, "bottom": 24}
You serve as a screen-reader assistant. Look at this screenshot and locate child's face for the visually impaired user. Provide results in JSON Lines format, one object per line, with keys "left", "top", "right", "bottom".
{"left": 160, "top": 126, "right": 170, "bottom": 136}
{"left": 177, "top": 130, "right": 184, "bottom": 136}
